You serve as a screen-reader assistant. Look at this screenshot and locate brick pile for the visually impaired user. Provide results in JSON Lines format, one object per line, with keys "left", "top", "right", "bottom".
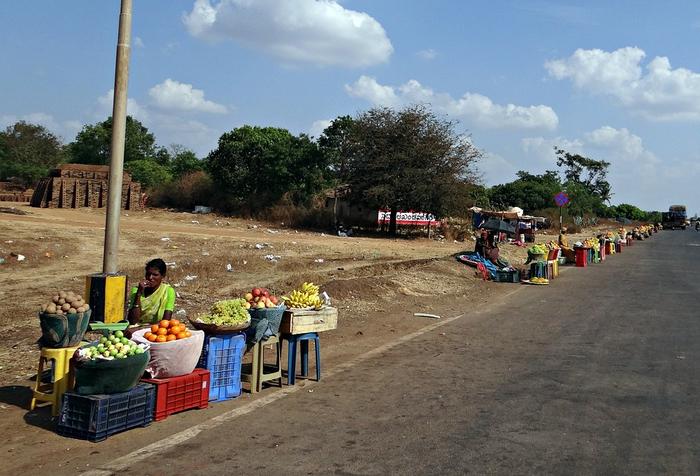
{"left": 30, "top": 164, "right": 142, "bottom": 210}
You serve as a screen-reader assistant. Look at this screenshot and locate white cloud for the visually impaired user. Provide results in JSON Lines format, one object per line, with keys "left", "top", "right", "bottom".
{"left": 546, "top": 47, "right": 700, "bottom": 121}
{"left": 345, "top": 76, "right": 559, "bottom": 130}
{"left": 98, "top": 89, "right": 149, "bottom": 121}
{"left": 0, "top": 113, "right": 82, "bottom": 142}
{"left": 521, "top": 126, "right": 665, "bottom": 206}
{"left": 134, "top": 36, "right": 144, "bottom": 48}
{"left": 148, "top": 79, "right": 227, "bottom": 114}
{"left": 182, "top": 0, "right": 393, "bottom": 67}
{"left": 345, "top": 76, "right": 399, "bottom": 107}
{"left": 308, "top": 119, "right": 332, "bottom": 138}
{"left": 481, "top": 152, "right": 519, "bottom": 186}
{"left": 416, "top": 49, "right": 437, "bottom": 60}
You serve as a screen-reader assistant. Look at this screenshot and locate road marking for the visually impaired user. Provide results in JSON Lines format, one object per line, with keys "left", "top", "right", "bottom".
{"left": 81, "top": 287, "right": 524, "bottom": 476}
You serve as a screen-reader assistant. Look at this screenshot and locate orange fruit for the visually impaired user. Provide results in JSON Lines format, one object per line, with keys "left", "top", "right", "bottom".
{"left": 150, "top": 324, "right": 159, "bottom": 333}
{"left": 166, "top": 334, "right": 177, "bottom": 341}
{"left": 156, "top": 335, "right": 167, "bottom": 343}
{"left": 159, "top": 319, "right": 170, "bottom": 329}
{"left": 156, "top": 327, "right": 168, "bottom": 336}
{"left": 144, "top": 332, "right": 153, "bottom": 339}
{"left": 176, "top": 331, "right": 188, "bottom": 339}
{"left": 184, "top": 331, "right": 191, "bottom": 338}
{"left": 147, "top": 334, "right": 157, "bottom": 342}
{"left": 170, "top": 319, "right": 180, "bottom": 327}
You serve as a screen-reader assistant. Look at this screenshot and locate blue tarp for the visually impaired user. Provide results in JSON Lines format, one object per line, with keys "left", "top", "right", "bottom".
{"left": 456, "top": 252, "right": 499, "bottom": 279}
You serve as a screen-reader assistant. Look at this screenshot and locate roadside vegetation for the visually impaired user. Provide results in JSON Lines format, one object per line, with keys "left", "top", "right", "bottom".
{"left": 0, "top": 105, "right": 661, "bottom": 230}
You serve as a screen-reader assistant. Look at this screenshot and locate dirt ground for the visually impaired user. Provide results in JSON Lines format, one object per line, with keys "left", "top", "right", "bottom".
{"left": 0, "top": 202, "right": 605, "bottom": 387}
{"left": 0, "top": 202, "right": 622, "bottom": 473}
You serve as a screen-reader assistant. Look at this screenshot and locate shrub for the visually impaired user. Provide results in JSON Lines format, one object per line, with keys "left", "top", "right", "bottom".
{"left": 150, "top": 171, "right": 214, "bottom": 210}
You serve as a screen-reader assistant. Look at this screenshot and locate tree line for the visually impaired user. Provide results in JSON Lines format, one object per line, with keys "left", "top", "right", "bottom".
{"left": 0, "top": 105, "right": 659, "bottom": 228}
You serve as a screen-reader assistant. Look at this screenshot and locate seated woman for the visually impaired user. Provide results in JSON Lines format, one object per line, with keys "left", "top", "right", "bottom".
{"left": 474, "top": 230, "right": 489, "bottom": 257}
{"left": 128, "top": 258, "right": 176, "bottom": 325}
{"left": 558, "top": 227, "right": 576, "bottom": 263}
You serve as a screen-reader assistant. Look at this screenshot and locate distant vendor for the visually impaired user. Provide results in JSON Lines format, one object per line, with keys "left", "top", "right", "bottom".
{"left": 128, "top": 258, "right": 176, "bottom": 324}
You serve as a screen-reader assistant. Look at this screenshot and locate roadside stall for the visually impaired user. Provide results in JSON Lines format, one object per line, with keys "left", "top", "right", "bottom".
{"left": 29, "top": 276, "right": 338, "bottom": 442}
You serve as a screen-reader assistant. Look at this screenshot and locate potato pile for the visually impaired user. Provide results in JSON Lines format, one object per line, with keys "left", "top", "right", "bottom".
{"left": 41, "top": 291, "right": 91, "bottom": 315}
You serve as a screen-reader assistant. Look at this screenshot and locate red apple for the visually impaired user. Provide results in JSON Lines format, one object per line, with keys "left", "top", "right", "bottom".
{"left": 252, "top": 288, "right": 262, "bottom": 297}
{"left": 270, "top": 296, "right": 278, "bottom": 305}
{"left": 262, "top": 289, "right": 270, "bottom": 297}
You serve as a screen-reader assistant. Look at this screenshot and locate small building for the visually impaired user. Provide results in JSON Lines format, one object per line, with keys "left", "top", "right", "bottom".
{"left": 30, "top": 164, "right": 142, "bottom": 210}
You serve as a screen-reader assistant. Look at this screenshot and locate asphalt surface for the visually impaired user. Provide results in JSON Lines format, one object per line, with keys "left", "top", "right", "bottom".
{"left": 113, "top": 230, "right": 700, "bottom": 475}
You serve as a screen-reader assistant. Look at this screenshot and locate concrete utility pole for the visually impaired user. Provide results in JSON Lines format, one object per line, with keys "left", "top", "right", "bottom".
{"left": 103, "top": 0, "right": 133, "bottom": 273}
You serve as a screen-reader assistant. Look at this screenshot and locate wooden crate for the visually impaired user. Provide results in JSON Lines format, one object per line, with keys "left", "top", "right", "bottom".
{"left": 280, "top": 307, "right": 338, "bottom": 335}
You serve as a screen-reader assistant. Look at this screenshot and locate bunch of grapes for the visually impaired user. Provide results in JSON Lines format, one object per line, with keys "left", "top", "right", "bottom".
{"left": 200, "top": 298, "right": 250, "bottom": 326}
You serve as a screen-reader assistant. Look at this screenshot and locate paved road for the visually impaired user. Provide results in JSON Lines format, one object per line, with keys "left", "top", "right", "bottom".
{"left": 113, "top": 231, "right": 700, "bottom": 475}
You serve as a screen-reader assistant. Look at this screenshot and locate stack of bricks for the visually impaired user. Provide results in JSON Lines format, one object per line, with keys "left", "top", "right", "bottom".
{"left": 30, "top": 164, "right": 142, "bottom": 210}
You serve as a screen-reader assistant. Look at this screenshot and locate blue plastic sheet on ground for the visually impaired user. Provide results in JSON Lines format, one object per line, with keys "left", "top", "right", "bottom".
{"left": 455, "top": 252, "right": 498, "bottom": 279}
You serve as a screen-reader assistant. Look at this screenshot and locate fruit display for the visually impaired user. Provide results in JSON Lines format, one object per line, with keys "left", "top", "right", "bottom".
{"left": 528, "top": 244, "right": 548, "bottom": 256}
{"left": 40, "top": 290, "right": 90, "bottom": 315}
{"left": 197, "top": 299, "right": 250, "bottom": 326}
{"left": 82, "top": 331, "right": 146, "bottom": 360}
{"left": 243, "top": 287, "right": 280, "bottom": 310}
{"left": 545, "top": 240, "right": 560, "bottom": 250}
{"left": 282, "top": 282, "right": 323, "bottom": 310}
{"left": 144, "top": 319, "right": 191, "bottom": 343}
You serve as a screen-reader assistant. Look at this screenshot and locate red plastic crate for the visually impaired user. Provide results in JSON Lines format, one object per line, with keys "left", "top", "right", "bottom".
{"left": 141, "top": 369, "right": 209, "bottom": 421}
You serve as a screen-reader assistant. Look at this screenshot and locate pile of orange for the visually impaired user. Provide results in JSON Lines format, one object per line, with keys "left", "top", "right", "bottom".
{"left": 144, "top": 319, "right": 191, "bottom": 343}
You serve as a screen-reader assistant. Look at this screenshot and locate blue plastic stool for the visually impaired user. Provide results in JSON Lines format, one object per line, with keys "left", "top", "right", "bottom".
{"left": 283, "top": 332, "right": 321, "bottom": 385}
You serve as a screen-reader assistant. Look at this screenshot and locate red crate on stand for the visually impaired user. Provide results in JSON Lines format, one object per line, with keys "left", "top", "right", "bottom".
{"left": 141, "top": 369, "right": 210, "bottom": 421}
{"left": 575, "top": 247, "right": 588, "bottom": 267}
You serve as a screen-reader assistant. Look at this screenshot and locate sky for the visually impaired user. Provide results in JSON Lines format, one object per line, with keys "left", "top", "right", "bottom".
{"left": 2, "top": 0, "right": 700, "bottom": 213}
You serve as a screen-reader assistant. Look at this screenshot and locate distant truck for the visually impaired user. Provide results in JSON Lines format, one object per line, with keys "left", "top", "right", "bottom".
{"left": 662, "top": 205, "right": 687, "bottom": 230}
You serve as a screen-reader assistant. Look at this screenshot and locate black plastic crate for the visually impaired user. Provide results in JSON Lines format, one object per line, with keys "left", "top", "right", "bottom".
{"left": 57, "top": 383, "right": 155, "bottom": 442}
{"left": 495, "top": 269, "right": 520, "bottom": 283}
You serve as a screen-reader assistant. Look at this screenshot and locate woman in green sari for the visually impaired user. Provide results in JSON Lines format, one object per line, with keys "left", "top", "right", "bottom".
{"left": 127, "top": 258, "right": 176, "bottom": 325}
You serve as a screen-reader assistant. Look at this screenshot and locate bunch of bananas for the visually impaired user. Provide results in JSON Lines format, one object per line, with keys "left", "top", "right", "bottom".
{"left": 283, "top": 282, "right": 323, "bottom": 309}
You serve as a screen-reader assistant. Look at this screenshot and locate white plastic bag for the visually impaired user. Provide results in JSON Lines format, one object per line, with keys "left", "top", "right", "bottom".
{"left": 131, "top": 328, "right": 204, "bottom": 378}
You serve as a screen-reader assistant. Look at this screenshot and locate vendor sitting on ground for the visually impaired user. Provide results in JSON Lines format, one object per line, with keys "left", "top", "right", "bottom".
{"left": 475, "top": 230, "right": 489, "bottom": 257}
{"left": 558, "top": 227, "right": 577, "bottom": 263}
{"left": 128, "top": 258, "right": 176, "bottom": 325}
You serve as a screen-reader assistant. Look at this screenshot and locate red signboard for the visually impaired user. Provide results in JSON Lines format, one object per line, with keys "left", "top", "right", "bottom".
{"left": 377, "top": 210, "right": 436, "bottom": 226}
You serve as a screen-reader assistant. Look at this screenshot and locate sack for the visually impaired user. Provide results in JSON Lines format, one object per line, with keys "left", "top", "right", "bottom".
{"left": 131, "top": 328, "right": 204, "bottom": 378}
{"left": 73, "top": 346, "right": 150, "bottom": 395}
{"left": 39, "top": 310, "right": 91, "bottom": 348}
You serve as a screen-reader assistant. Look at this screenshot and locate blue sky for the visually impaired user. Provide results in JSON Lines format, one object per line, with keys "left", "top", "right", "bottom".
{"left": 2, "top": 1, "right": 700, "bottom": 213}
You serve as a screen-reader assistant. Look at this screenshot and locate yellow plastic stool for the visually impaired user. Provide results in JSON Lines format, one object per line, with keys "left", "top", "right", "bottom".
{"left": 550, "top": 259, "right": 559, "bottom": 278}
{"left": 30, "top": 345, "right": 80, "bottom": 416}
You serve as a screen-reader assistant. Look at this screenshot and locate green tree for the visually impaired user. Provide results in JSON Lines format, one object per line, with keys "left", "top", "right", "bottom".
{"left": 318, "top": 115, "right": 354, "bottom": 181}
{"left": 344, "top": 105, "right": 481, "bottom": 234}
{"left": 555, "top": 147, "right": 612, "bottom": 202}
{"left": 0, "top": 121, "right": 66, "bottom": 187}
{"left": 69, "top": 116, "right": 157, "bottom": 165}
{"left": 125, "top": 160, "right": 172, "bottom": 190}
{"left": 489, "top": 170, "right": 562, "bottom": 213}
{"left": 168, "top": 145, "right": 203, "bottom": 178}
{"left": 206, "top": 126, "right": 330, "bottom": 212}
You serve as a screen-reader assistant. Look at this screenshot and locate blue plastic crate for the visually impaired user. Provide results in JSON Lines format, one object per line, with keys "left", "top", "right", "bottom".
{"left": 57, "top": 383, "right": 155, "bottom": 442}
{"left": 197, "top": 333, "right": 245, "bottom": 402}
